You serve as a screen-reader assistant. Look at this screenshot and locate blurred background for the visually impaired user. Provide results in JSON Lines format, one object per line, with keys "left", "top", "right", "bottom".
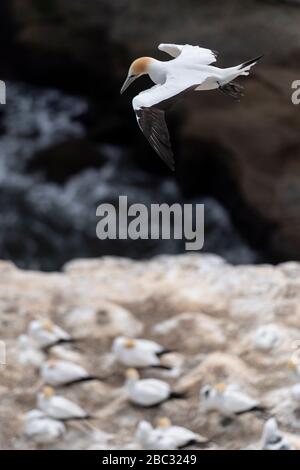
{"left": 0, "top": 0, "right": 300, "bottom": 271}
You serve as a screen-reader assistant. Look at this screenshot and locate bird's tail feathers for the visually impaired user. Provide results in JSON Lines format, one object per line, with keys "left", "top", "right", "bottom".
{"left": 150, "top": 364, "right": 173, "bottom": 371}
{"left": 156, "top": 348, "right": 176, "bottom": 358}
{"left": 238, "top": 55, "right": 263, "bottom": 76}
{"left": 169, "top": 391, "right": 187, "bottom": 400}
{"left": 63, "top": 376, "right": 100, "bottom": 387}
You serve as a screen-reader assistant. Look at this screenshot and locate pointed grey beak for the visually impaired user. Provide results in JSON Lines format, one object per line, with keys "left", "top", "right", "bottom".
{"left": 120, "top": 75, "right": 137, "bottom": 94}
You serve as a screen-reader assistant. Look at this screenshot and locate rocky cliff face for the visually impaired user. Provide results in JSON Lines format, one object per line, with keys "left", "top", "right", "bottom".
{"left": 1, "top": 254, "right": 300, "bottom": 449}
{"left": 3, "top": 0, "right": 300, "bottom": 262}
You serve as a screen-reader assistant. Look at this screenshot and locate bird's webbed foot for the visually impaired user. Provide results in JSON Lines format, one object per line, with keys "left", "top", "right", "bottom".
{"left": 219, "top": 82, "right": 244, "bottom": 101}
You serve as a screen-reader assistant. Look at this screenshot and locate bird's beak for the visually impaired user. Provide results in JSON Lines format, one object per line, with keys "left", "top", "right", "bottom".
{"left": 120, "top": 75, "right": 137, "bottom": 94}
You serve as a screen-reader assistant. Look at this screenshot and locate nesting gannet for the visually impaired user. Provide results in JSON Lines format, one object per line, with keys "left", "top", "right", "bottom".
{"left": 28, "top": 319, "right": 72, "bottom": 349}
{"left": 112, "top": 336, "right": 172, "bottom": 369}
{"left": 24, "top": 409, "right": 66, "bottom": 444}
{"left": 156, "top": 417, "right": 208, "bottom": 448}
{"left": 261, "top": 418, "right": 294, "bottom": 450}
{"left": 125, "top": 368, "right": 182, "bottom": 407}
{"left": 40, "top": 359, "right": 97, "bottom": 387}
{"left": 252, "top": 324, "right": 281, "bottom": 351}
{"left": 17, "top": 334, "right": 46, "bottom": 368}
{"left": 288, "top": 358, "right": 300, "bottom": 377}
{"left": 121, "top": 43, "right": 262, "bottom": 170}
{"left": 136, "top": 420, "right": 175, "bottom": 449}
{"left": 37, "top": 386, "right": 89, "bottom": 420}
{"left": 136, "top": 418, "right": 207, "bottom": 450}
{"left": 200, "top": 383, "right": 264, "bottom": 417}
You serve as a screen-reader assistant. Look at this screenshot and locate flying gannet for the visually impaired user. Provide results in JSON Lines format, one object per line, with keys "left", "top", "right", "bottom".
{"left": 24, "top": 409, "right": 66, "bottom": 444}
{"left": 37, "top": 386, "right": 90, "bottom": 420}
{"left": 112, "top": 336, "right": 172, "bottom": 369}
{"left": 40, "top": 359, "right": 97, "bottom": 387}
{"left": 28, "top": 319, "right": 72, "bottom": 349}
{"left": 121, "top": 43, "right": 262, "bottom": 170}
{"left": 261, "top": 418, "right": 294, "bottom": 450}
{"left": 200, "top": 383, "right": 265, "bottom": 417}
{"left": 125, "top": 368, "right": 183, "bottom": 407}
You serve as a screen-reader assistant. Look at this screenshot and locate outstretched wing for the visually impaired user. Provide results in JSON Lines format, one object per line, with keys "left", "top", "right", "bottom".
{"left": 158, "top": 43, "right": 218, "bottom": 65}
{"left": 132, "top": 77, "right": 203, "bottom": 170}
{"left": 135, "top": 107, "right": 174, "bottom": 170}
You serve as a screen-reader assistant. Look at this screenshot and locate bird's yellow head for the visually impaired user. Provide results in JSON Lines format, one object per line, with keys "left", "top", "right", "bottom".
{"left": 215, "top": 382, "right": 226, "bottom": 393}
{"left": 125, "top": 368, "right": 139, "bottom": 380}
{"left": 42, "top": 319, "right": 54, "bottom": 332}
{"left": 156, "top": 417, "right": 172, "bottom": 428}
{"left": 120, "top": 57, "right": 152, "bottom": 94}
{"left": 288, "top": 358, "right": 297, "bottom": 371}
{"left": 124, "top": 338, "right": 136, "bottom": 349}
{"left": 42, "top": 386, "right": 54, "bottom": 399}
{"left": 46, "top": 359, "right": 57, "bottom": 368}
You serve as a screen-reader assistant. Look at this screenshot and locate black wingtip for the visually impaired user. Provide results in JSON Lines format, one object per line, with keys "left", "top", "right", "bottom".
{"left": 170, "top": 391, "right": 187, "bottom": 400}
{"left": 239, "top": 54, "right": 264, "bottom": 69}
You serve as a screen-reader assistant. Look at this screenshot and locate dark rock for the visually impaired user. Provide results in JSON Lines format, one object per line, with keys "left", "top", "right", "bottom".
{"left": 27, "top": 139, "right": 107, "bottom": 183}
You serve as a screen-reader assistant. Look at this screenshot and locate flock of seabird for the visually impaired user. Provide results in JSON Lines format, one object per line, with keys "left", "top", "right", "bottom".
{"left": 17, "top": 317, "right": 298, "bottom": 450}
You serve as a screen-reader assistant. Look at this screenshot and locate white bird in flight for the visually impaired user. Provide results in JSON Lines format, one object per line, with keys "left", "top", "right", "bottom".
{"left": 112, "top": 336, "right": 172, "bottom": 369}
{"left": 24, "top": 409, "right": 66, "bottom": 444}
{"left": 121, "top": 43, "right": 262, "bottom": 170}
{"left": 37, "top": 386, "right": 89, "bottom": 420}
{"left": 125, "top": 368, "right": 183, "bottom": 407}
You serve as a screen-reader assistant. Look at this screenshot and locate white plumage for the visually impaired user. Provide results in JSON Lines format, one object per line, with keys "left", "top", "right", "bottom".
{"left": 136, "top": 418, "right": 207, "bottom": 450}
{"left": 136, "top": 420, "right": 176, "bottom": 450}
{"left": 125, "top": 369, "right": 172, "bottom": 407}
{"left": 291, "top": 383, "right": 300, "bottom": 402}
{"left": 40, "top": 359, "right": 90, "bottom": 386}
{"left": 112, "top": 336, "right": 169, "bottom": 368}
{"left": 200, "top": 383, "right": 261, "bottom": 417}
{"left": 261, "top": 418, "right": 294, "bottom": 450}
{"left": 17, "top": 334, "right": 45, "bottom": 368}
{"left": 24, "top": 409, "right": 65, "bottom": 444}
{"left": 28, "top": 319, "right": 71, "bottom": 348}
{"left": 37, "top": 386, "right": 88, "bottom": 420}
{"left": 252, "top": 324, "right": 281, "bottom": 351}
{"left": 121, "top": 43, "right": 262, "bottom": 170}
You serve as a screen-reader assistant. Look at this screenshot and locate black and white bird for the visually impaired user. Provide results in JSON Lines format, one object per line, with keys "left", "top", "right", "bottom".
{"left": 136, "top": 417, "right": 208, "bottom": 450}
{"left": 37, "top": 386, "right": 89, "bottom": 420}
{"left": 261, "top": 418, "right": 294, "bottom": 450}
{"left": 125, "top": 368, "right": 183, "bottom": 407}
{"left": 112, "top": 336, "right": 172, "bottom": 369}
{"left": 121, "top": 43, "right": 262, "bottom": 170}
{"left": 28, "top": 319, "right": 72, "bottom": 349}
{"left": 40, "top": 359, "right": 97, "bottom": 387}
{"left": 23, "top": 409, "right": 66, "bottom": 444}
{"left": 200, "top": 383, "right": 265, "bottom": 417}
{"left": 17, "top": 334, "right": 46, "bottom": 368}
